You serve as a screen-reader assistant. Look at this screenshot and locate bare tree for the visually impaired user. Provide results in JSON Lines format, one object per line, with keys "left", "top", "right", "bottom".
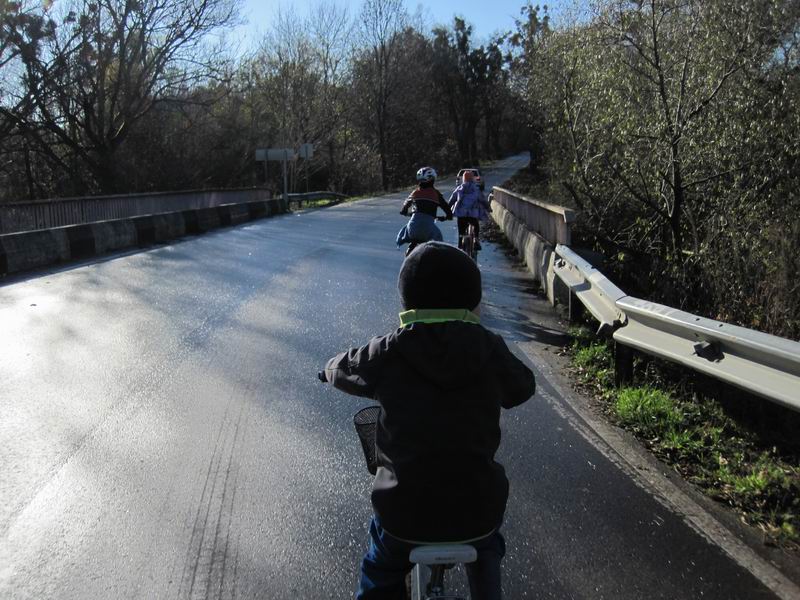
{"left": 3, "top": 0, "right": 238, "bottom": 194}
{"left": 357, "top": 0, "right": 406, "bottom": 190}
{"left": 249, "top": 3, "right": 353, "bottom": 192}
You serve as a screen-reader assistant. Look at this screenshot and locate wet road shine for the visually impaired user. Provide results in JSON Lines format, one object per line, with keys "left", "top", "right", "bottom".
{"left": 0, "top": 156, "right": 778, "bottom": 598}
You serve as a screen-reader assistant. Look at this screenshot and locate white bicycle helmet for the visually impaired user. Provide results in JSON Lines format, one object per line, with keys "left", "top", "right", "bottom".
{"left": 416, "top": 166, "right": 437, "bottom": 183}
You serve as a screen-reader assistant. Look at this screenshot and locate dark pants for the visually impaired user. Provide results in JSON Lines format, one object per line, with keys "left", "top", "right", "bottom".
{"left": 357, "top": 516, "right": 506, "bottom": 600}
{"left": 457, "top": 217, "right": 480, "bottom": 249}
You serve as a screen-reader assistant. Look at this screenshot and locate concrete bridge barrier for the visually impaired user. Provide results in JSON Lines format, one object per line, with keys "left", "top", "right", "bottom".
{"left": 90, "top": 220, "right": 137, "bottom": 254}
{"left": 197, "top": 206, "right": 222, "bottom": 233}
{"left": 490, "top": 196, "right": 560, "bottom": 304}
{"left": 156, "top": 212, "right": 187, "bottom": 241}
{"left": 489, "top": 187, "right": 577, "bottom": 305}
{"left": 227, "top": 203, "right": 252, "bottom": 226}
{"left": 0, "top": 197, "right": 288, "bottom": 277}
{"left": 1, "top": 228, "right": 71, "bottom": 275}
{"left": 65, "top": 224, "right": 97, "bottom": 260}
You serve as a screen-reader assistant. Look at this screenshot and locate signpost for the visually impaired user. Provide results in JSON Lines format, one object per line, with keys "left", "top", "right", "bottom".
{"left": 298, "top": 144, "right": 314, "bottom": 192}
{"left": 255, "top": 144, "right": 313, "bottom": 200}
{"left": 297, "top": 144, "right": 313, "bottom": 159}
{"left": 255, "top": 149, "right": 268, "bottom": 184}
{"left": 255, "top": 148, "right": 294, "bottom": 203}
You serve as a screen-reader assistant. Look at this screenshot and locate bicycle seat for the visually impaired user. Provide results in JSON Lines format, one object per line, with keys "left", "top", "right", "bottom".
{"left": 409, "top": 544, "right": 477, "bottom": 566}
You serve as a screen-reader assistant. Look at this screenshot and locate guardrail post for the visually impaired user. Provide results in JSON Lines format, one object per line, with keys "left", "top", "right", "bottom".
{"left": 568, "top": 291, "right": 584, "bottom": 324}
{"left": 615, "top": 343, "right": 634, "bottom": 387}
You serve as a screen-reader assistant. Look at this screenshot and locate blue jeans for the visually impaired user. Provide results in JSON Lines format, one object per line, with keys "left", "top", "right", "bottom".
{"left": 396, "top": 213, "right": 443, "bottom": 247}
{"left": 357, "top": 516, "right": 506, "bottom": 600}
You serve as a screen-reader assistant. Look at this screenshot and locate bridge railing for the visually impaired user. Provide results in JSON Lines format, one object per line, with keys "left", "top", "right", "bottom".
{"left": 0, "top": 188, "right": 272, "bottom": 234}
{"left": 490, "top": 187, "right": 800, "bottom": 412}
{"left": 0, "top": 189, "right": 347, "bottom": 234}
{"left": 491, "top": 186, "right": 575, "bottom": 245}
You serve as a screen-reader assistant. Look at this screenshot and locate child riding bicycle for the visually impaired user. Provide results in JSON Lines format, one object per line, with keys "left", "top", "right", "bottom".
{"left": 396, "top": 167, "right": 453, "bottom": 251}
{"left": 448, "top": 170, "right": 492, "bottom": 251}
{"left": 319, "top": 242, "right": 536, "bottom": 599}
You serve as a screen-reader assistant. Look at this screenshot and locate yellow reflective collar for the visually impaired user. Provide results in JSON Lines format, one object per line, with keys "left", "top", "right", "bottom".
{"left": 399, "top": 308, "right": 480, "bottom": 327}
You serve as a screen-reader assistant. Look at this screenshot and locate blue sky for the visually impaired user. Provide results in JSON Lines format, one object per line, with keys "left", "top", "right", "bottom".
{"left": 235, "top": 0, "right": 585, "bottom": 48}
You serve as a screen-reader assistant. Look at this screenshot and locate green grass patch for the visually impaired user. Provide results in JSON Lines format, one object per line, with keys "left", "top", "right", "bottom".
{"left": 566, "top": 325, "right": 800, "bottom": 548}
{"left": 615, "top": 387, "right": 683, "bottom": 437}
{"left": 298, "top": 198, "right": 341, "bottom": 209}
{"left": 569, "top": 326, "right": 615, "bottom": 392}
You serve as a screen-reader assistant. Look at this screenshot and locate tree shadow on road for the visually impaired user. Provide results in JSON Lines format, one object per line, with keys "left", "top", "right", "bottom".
{"left": 482, "top": 303, "right": 569, "bottom": 347}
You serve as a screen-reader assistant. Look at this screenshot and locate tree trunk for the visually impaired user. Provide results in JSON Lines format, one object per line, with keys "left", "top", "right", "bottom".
{"left": 378, "top": 119, "right": 389, "bottom": 191}
{"left": 94, "top": 147, "right": 119, "bottom": 195}
{"left": 468, "top": 120, "right": 478, "bottom": 164}
{"left": 23, "top": 143, "right": 36, "bottom": 200}
{"left": 670, "top": 142, "right": 684, "bottom": 252}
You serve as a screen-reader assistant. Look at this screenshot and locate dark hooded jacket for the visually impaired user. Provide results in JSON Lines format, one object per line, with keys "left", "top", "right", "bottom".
{"left": 323, "top": 308, "right": 535, "bottom": 543}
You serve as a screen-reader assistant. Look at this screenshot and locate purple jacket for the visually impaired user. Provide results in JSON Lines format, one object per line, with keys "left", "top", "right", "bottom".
{"left": 448, "top": 181, "right": 491, "bottom": 220}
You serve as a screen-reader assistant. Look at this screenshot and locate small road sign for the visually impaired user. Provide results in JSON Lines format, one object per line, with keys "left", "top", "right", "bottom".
{"left": 298, "top": 144, "right": 314, "bottom": 159}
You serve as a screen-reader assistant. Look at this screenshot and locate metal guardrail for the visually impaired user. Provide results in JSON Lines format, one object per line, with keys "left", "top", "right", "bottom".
{"left": 551, "top": 245, "right": 800, "bottom": 411}
{"left": 613, "top": 297, "right": 800, "bottom": 412}
{"left": 0, "top": 187, "right": 271, "bottom": 234}
{"left": 0, "top": 189, "right": 347, "bottom": 233}
{"left": 489, "top": 186, "right": 800, "bottom": 410}
{"left": 554, "top": 244, "right": 627, "bottom": 334}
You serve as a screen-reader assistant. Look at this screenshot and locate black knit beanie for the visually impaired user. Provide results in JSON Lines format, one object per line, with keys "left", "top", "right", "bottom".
{"left": 398, "top": 242, "right": 482, "bottom": 310}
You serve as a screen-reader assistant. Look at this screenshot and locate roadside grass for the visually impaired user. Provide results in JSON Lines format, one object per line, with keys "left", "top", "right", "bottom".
{"left": 294, "top": 198, "right": 344, "bottom": 209}
{"left": 568, "top": 325, "right": 800, "bottom": 548}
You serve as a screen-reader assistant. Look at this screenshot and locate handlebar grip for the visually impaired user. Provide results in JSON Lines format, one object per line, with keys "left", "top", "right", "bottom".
{"left": 317, "top": 370, "right": 328, "bottom": 383}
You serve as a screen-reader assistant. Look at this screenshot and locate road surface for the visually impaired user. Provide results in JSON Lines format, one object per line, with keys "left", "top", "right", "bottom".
{"left": 0, "top": 155, "right": 781, "bottom": 598}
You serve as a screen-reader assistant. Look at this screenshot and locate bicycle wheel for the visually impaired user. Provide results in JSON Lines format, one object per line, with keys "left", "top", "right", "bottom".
{"left": 464, "top": 225, "right": 477, "bottom": 260}
{"left": 462, "top": 233, "right": 474, "bottom": 260}
{"left": 406, "top": 564, "right": 427, "bottom": 600}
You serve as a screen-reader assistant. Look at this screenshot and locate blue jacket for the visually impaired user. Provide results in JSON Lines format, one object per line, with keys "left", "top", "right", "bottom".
{"left": 448, "top": 181, "right": 491, "bottom": 220}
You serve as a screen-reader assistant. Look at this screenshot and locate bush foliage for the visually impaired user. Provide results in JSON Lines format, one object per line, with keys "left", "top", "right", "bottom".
{"left": 512, "top": 1, "right": 800, "bottom": 339}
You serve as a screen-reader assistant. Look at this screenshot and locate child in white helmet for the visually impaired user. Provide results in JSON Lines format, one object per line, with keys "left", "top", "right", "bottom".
{"left": 396, "top": 167, "right": 453, "bottom": 250}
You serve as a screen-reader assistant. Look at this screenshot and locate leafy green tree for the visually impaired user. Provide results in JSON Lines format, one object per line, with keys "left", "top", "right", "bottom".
{"left": 431, "top": 18, "right": 485, "bottom": 164}
{"left": 519, "top": 0, "right": 800, "bottom": 337}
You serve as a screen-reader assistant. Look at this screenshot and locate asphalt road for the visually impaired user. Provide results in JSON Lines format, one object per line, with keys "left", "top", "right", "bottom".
{"left": 0, "top": 155, "right": 780, "bottom": 599}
